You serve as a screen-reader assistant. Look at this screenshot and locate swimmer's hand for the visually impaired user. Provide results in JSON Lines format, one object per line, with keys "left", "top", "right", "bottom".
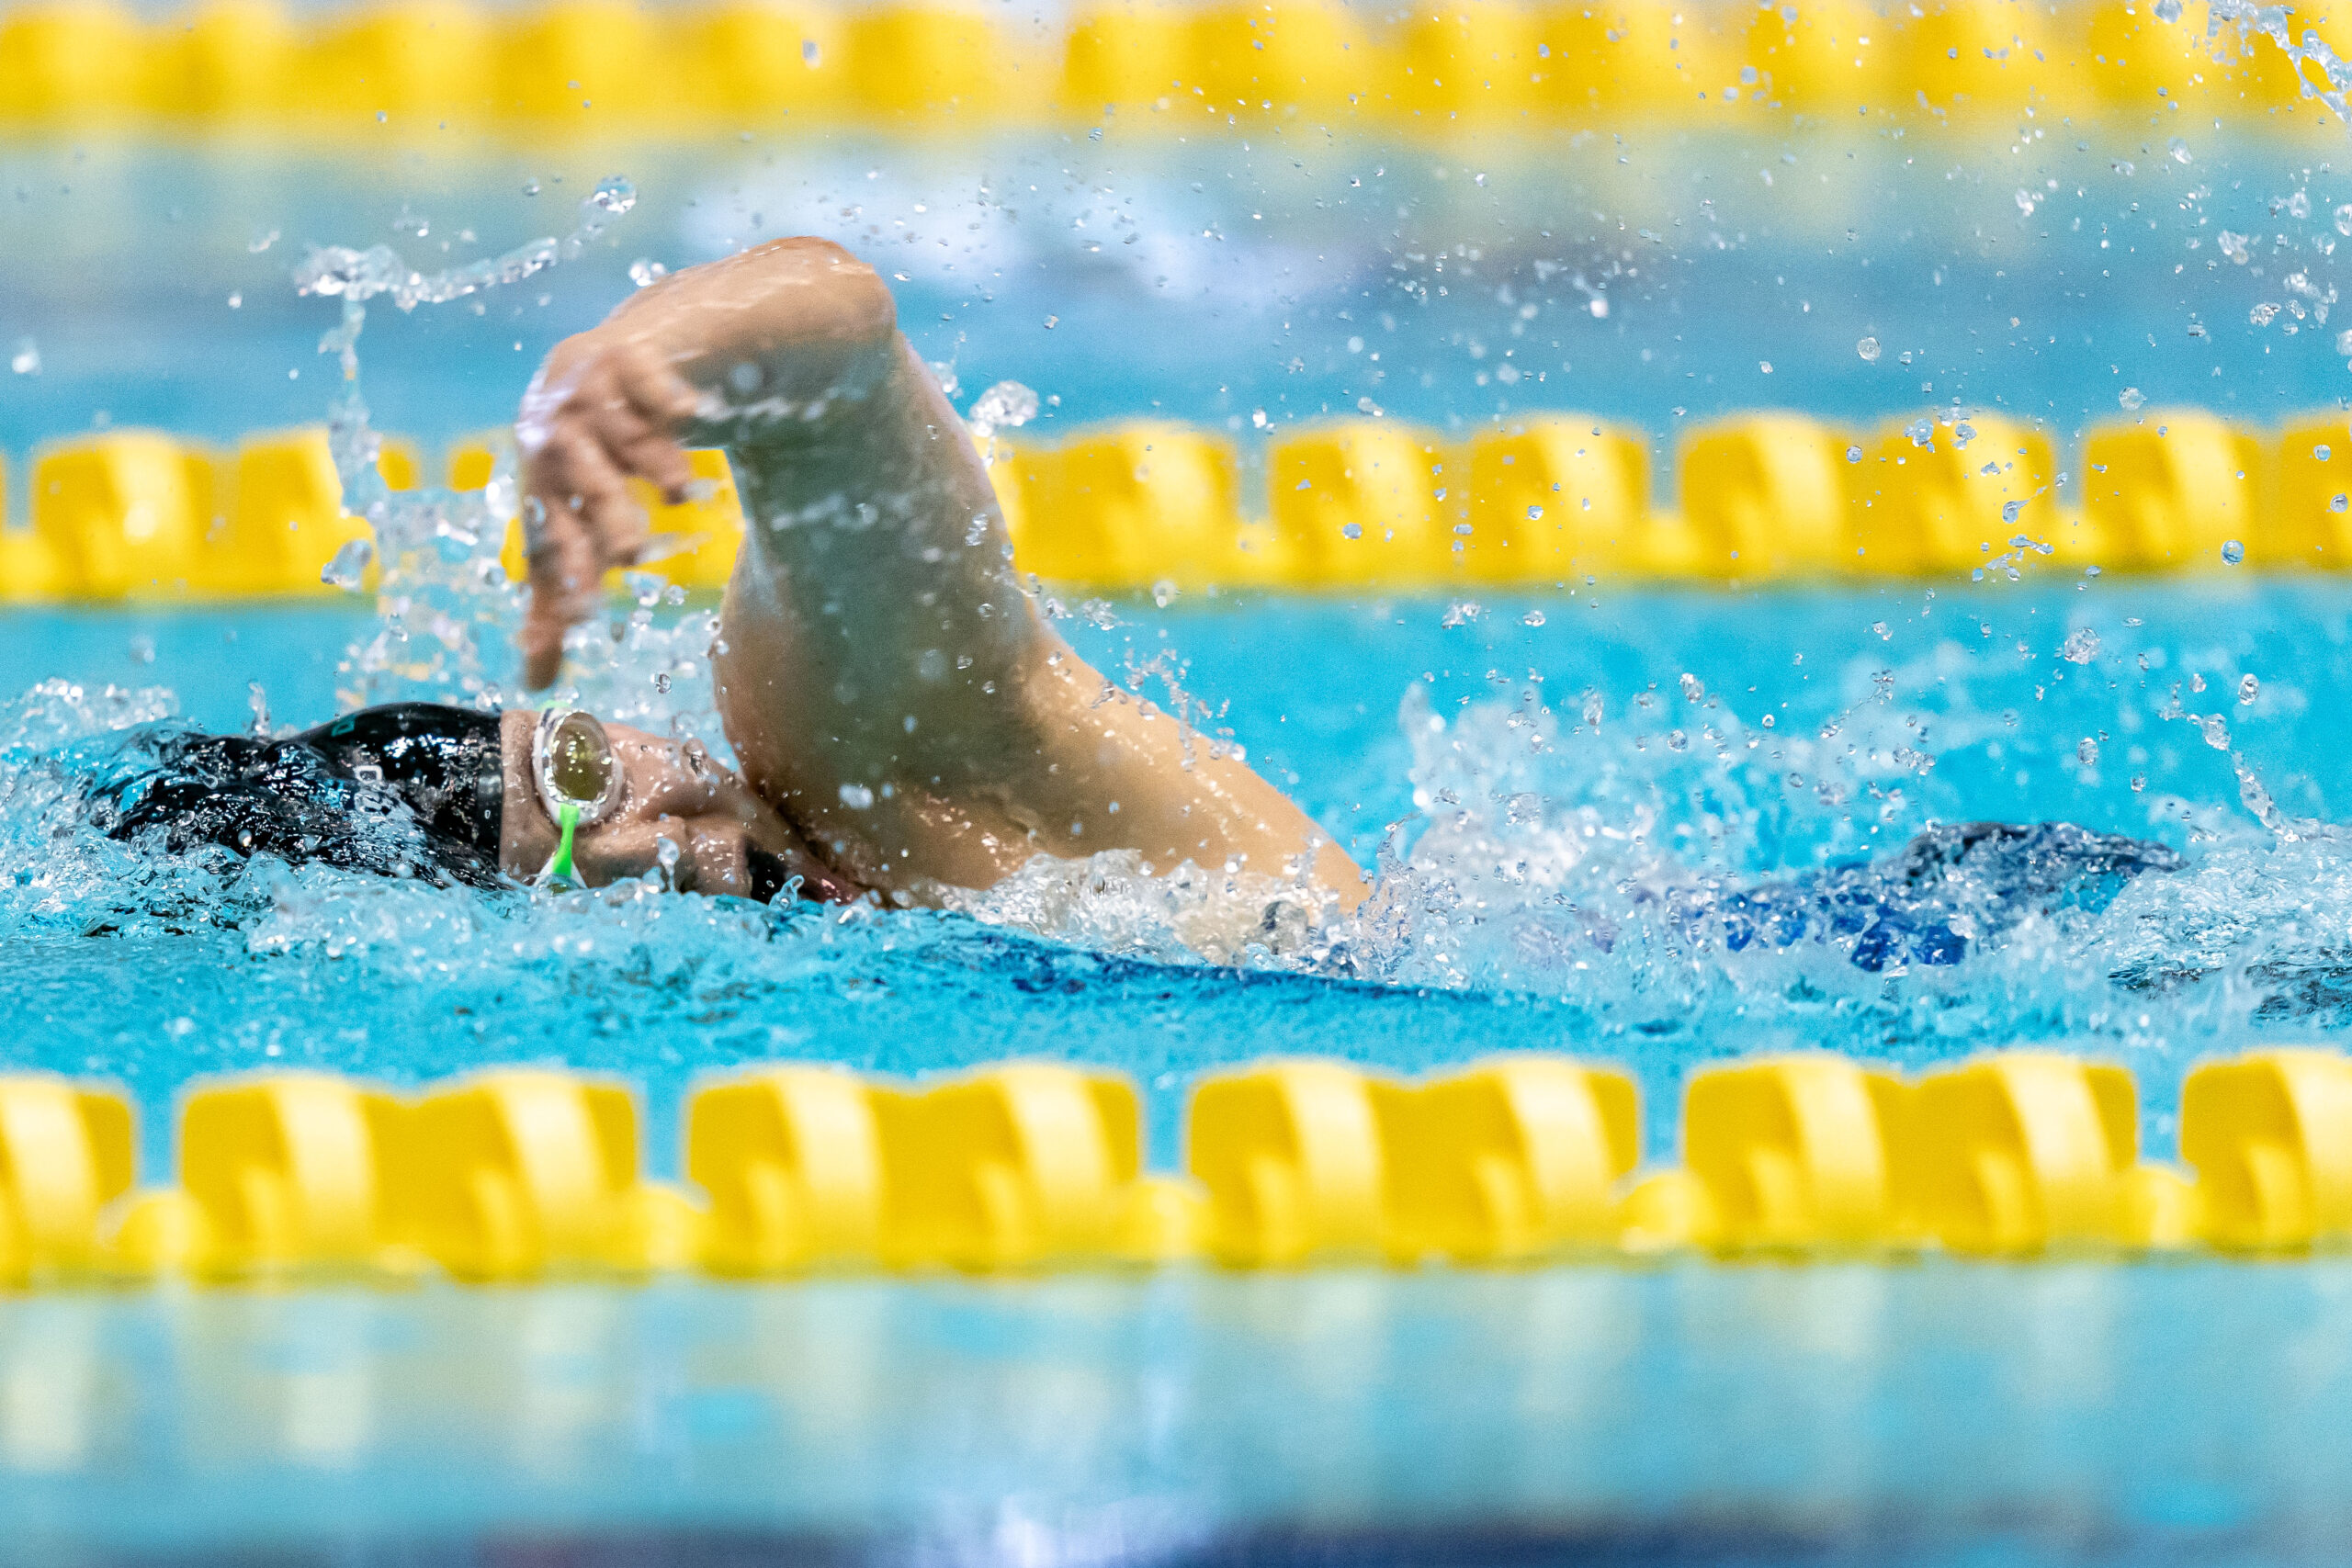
{"left": 501, "top": 717, "right": 859, "bottom": 902}
{"left": 514, "top": 238, "right": 902, "bottom": 691}
{"left": 514, "top": 338, "right": 701, "bottom": 691}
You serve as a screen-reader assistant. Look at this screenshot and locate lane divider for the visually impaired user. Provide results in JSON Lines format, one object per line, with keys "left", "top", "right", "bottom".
{"left": 0, "top": 1046, "right": 2344, "bottom": 1287}
{"left": 7, "top": 408, "right": 2346, "bottom": 600}
{"left": 0, "top": 0, "right": 2336, "bottom": 138}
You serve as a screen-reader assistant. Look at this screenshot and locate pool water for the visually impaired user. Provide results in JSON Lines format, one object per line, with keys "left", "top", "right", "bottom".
{"left": 7, "top": 572, "right": 2352, "bottom": 1176}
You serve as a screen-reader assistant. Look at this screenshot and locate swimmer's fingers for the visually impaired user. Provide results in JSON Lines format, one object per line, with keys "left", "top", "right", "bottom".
{"left": 605, "top": 425, "right": 696, "bottom": 507}
{"left": 516, "top": 509, "right": 599, "bottom": 691}
{"left": 519, "top": 429, "right": 647, "bottom": 689}
{"left": 613, "top": 355, "right": 703, "bottom": 502}
{"left": 582, "top": 372, "right": 698, "bottom": 503}
{"left": 539, "top": 424, "right": 650, "bottom": 568}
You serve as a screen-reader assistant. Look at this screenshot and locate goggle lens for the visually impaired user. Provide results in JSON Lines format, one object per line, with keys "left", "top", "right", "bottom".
{"left": 546, "top": 713, "right": 612, "bottom": 806}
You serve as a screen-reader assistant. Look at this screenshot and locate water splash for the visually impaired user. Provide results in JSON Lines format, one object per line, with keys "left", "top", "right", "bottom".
{"left": 292, "top": 177, "right": 636, "bottom": 314}
{"left": 290, "top": 180, "right": 729, "bottom": 753}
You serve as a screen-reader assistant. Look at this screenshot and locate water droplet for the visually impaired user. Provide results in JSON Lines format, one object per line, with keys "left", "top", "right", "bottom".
{"left": 1905, "top": 417, "right": 1934, "bottom": 448}
{"left": 2167, "top": 136, "right": 2191, "bottom": 164}
{"left": 2197, "top": 713, "right": 2231, "bottom": 750}
{"left": 1679, "top": 673, "right": 1704, "bottom": 701}
{"left": 1857, "top": 335, "right": 1881, "bottom": 362}
{"left": 2239, "top": 673, "right": 2260, "bottom": 704}
{"left": 1668, "top": 728, "right": 1689, "bottom": 751}
{"left": 8, "top": 338, "right": 37, "bottom": 376}
{"left": 2131, "top": 773, "right": 2147, "bottom": 792}
{"left": 1526, "top": 504, "right": 1544, "bottom": 520}
{"left": 1340, "top": 523, "right": 1363, "bottom": 540}
{"left": 587, "top": 176, "right": 636, "bottom": 216}
{"left": 2060, "top": 626, "right": 2101, "bottom": 664}
{"left": 1521, "top": 608, "right": 1545, "bottom": 626}
{"left": 966, "top": 379, "right": 1038, "bottom": 442}
{"left": 522, "top": 177, "right": 541, "bottom": 197}
{"left": 2319, "top": 445, "right": 2334, "bottom": 462}
{"left": 320, "top": 537, "right": 374, "bottom": 591}
{"left": 801, "top": 36, "right": 821, "bottom": 64}
{"left": 2153, "top": 0, "right": 2180, "bottom": 20}
{"left": 2222, "top": 539, "right": 2245, "bottom": 565}
{"left": 2077, "top": 736, "right": 2099, "bottom": 765}
{"left": 839, "top": 783, "right": 876, "bottom": 809}
{"left": 628, "top": 257, "right": 668, "bottom": 288}
{"left": 1845, "top": 445, "right": 1863, "bottom": 463}
{"left": 2001, "top": 499, "right": 2024, "bottom": 524}
{"left": 2119, "top": 387, "right": 2145, "bottom": 412}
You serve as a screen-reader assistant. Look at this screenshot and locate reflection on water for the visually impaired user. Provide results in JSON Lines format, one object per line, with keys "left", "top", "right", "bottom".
{"left": 0, "top": 1266, "right": 2346, "bottom": 1560}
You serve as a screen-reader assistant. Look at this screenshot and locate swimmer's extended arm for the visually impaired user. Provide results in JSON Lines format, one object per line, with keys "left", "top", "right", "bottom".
{"left": 518, "top": 237, "right": 1366, "bottom": 909}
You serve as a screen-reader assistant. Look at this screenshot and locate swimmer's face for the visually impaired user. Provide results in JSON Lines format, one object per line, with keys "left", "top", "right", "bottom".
{"left": 512, "top": 715, "right": 852, "bottom": 901}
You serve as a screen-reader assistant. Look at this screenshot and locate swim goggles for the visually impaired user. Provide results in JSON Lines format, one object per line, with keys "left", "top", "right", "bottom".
{"left": 533, "top": 706, "right": 627, "bottom": 886}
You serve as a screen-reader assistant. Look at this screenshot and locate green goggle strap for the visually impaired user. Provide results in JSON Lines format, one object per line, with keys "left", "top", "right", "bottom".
{"left": 543, "top": 799, "right": 581, "bottom": 886}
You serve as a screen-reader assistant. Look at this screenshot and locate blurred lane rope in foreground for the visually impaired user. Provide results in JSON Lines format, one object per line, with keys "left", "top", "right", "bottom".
{"left": 1, "top": 1045, "right": 2347, "bottom": 1286}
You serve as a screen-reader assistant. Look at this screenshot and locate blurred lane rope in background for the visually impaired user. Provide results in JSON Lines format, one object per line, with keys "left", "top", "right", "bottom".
{"left": 0, "top": 0, "right": 2342, "bottom": 140}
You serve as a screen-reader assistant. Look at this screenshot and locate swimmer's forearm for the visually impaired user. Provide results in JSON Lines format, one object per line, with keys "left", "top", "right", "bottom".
{"left": 605, "top": 237, "right": 900, "bottom": 421}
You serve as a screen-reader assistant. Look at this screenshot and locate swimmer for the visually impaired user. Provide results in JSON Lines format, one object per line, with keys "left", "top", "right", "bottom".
{"left": 513, "top": 235, "right": 1369, "bottom": 910}
{"left": 91, "top": 236, "right": 2185, "bottom": 959}
{"left": 95, "top": 236, "right": 1367, "bottom": 914}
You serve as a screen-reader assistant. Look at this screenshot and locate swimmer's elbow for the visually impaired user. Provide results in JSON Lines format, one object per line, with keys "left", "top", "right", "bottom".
{"left": 749, "top": 236, "right": 898, "bottom": 348}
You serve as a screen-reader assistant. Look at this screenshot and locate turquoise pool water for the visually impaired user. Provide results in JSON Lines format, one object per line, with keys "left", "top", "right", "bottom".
{"left": 8, "top": 576, "right": 2350, "bottom": 1177}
